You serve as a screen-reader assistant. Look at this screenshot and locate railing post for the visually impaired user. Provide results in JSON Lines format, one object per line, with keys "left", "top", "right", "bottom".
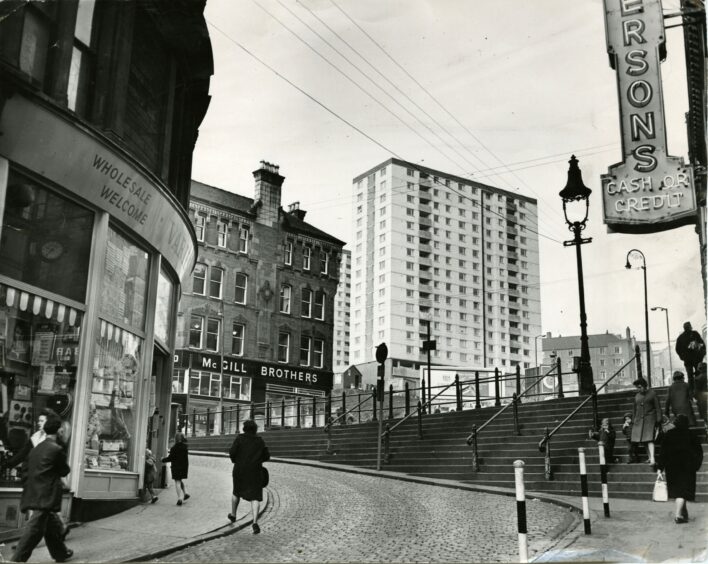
{"left": 325, "top": 417, "right": 333, "bottom": 455}
{"left": 250, "top": 402, "right": 255, "bottom": 421}
{"left": 556, "top": 357, "right": 564, "bottom": 399}
{"left": 470, "top": 425, "right": 479, "bottom": 472}
{"left": 404, "top": 382, "right": 410, "bottom": 417}
{"left": 236, "top": 404, "right": 240, "bottom": 433}
{"left": 544, "top": 426, "right": 553, "bottom": 480}
{"left": 357, "top": 393, "right": 362, "bottom": 424}
{"left": 281, "top": 398, "right": 285, "bottom": 427}
{"left": 206, "top": 408, "right": 211, "bottom": 436}
{"left": 383, "top": 423, "right": 391, "bottom": 464}
{"left": 388, "top": 384, "right": 394, "bottom": 420}
{"left": 372, "top": 389, "right": 377, "bottom": 421}
{"left": 297, "top": 397, "right": 302, "bottom": 428}
{"left": 591, "top": 384, "right": 599, "bottom": 431}
{"left": 265, "top": 401, "right": 271, "bottom": 430}
{"left": 494, "top": 367, "right": 501, "bottom": 407}
{"left": 515, "top": 365, "right": 522, "bottom": 403}
{"left": 192, "top": 409, "right": 196, "bottom": 438}
{"left": 475, "top": 371, "right": 481, "bottom": 409}
{"left": 635, "top": 344, "right": 643, "bottom": 381}
{"left": 417, "top": 400, "right": 423, "bottom": 438}
{"left": 513, "top": 393, "right": 520, "bottom": 435}
{"left": 326, "top": 393, "right": 332, "bottom": 424}
{"left": 341, "top": 391, "right": 347, "bottom": 425}
{"left": 455, "top": 374, "right": 462, "bottom": 411}
{"left": 220, "top": 407, "right": 225, "bottom": 435}
{"left": 312, "top": 396, "right": 317, "bottom": 428}
{"left": 421, "top": 378, "right": 427, "bottom": 414}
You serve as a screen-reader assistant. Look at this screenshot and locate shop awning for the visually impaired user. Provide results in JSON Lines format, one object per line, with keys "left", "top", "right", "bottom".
{"left": 0, "top": 282, "right": 81, "bottom": 327}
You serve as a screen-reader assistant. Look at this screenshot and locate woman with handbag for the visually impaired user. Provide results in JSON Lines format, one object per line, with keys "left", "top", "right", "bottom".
{"left": 229, "top": 419, "right": 270, "bottom": 534}
{"left": 656, "top": 414, "right": 703, "bottom": 523}
{"left": 631, "top": 378, "right": 661, "bottom": 465}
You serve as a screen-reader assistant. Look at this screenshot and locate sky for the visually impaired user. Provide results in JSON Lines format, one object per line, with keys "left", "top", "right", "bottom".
{"left": 191, "top": 0, "right": 705, "bottom": 347}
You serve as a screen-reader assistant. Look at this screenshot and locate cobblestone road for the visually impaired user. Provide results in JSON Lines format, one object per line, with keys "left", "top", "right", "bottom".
{"left": 161, "top": 461, "right": 578, "bottom": 563}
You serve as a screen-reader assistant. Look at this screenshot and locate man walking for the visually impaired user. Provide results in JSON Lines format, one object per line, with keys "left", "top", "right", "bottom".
{"left": 675, "top": 322, "right": 705, "bottom": 393}
{"left": 12, "top": 412, "right": 72, "bottom": 562}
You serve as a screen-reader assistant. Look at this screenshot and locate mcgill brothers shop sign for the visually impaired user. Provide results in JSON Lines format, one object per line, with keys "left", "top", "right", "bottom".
{"left": 601, "top": 0, "right": 696, "bottom": 233}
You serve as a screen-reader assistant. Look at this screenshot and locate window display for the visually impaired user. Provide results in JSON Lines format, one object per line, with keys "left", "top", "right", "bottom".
{"left": 0, "top": 282, "right": 81, "bottom": 486}
{"left": 84, "top": 321, "right": 141, "bottom": 472}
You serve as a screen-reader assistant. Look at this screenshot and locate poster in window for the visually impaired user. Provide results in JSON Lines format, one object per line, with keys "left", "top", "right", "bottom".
{"left": 14, "top": 374, "right": 31, "bottom": 401}
{"left": 32, "top": 324, "right": 56, "bottom": 364}
{"left": 7, "top": 318, "right": 29, "bottom": 364}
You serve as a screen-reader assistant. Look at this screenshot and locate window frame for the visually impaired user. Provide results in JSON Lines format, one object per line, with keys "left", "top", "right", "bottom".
{"left": 277, "top": 332, "right": 290, "bottom": 363}
{"left": 280, "top": 284, "right": 292, "bottom": 314}
{"left": 234, "top": 273, "right": 247, "bottom": 304}
{"left": 299, "top": 335, "right": 312, "bottom": 366}
{"left": 208, "top": 267, "right": 223, "bottom": 299}
{"left": 232, "top": 322, "right": 245, "bottom": 356}
{"left": 303, "top": 247, "right": 311, "bottom": 271}
{"left": 193, "top": 263, "right": 207, "bottom": 295}
{"left": 301, "top": 288, "right": 313, "bottom": 318}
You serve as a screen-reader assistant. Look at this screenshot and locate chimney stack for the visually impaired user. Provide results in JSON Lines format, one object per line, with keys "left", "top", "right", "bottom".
{"left": 253, "top": 160, "right": 284, "bottom": 226}
{"left": 287, "top": 201, "right": 307, "bottom": 221}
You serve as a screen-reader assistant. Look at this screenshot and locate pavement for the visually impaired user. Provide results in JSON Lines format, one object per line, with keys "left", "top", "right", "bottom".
{"left": 0, "top": 453, "right": 704, "bottom": 563}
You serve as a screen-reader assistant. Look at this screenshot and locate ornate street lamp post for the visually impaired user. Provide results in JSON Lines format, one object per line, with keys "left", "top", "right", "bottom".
{"left": 625, "top": 249, "right": 651, "bottom": 387}
{"left": 559, "top": 155, "right": 594, "bottom": 396}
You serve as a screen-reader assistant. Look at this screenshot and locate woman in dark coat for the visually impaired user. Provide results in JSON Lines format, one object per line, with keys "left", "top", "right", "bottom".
{"left": 665, "top": 371, "right": 696, "bottom": 425}
{"left": 161, "top": 432, "right": 190, "bottom": 506}
{"left": 228, "top": 419, "right": 270, "bottom": 534}
{"left": 656, "top": 414, "right": 703, "bottom": 524}
{"left": 631, "top": 378, "right": 661, "bottom": 465}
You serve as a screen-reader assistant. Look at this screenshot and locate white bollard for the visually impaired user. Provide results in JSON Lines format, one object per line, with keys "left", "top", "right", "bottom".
{"left": 513, "top": 460, "right": 528, "bottom": 563}
{"left": 598, "top": 441, "right": 610, "bottom": 517}
{"left": 578, "top": 447, "right": 591, "bottom": 534}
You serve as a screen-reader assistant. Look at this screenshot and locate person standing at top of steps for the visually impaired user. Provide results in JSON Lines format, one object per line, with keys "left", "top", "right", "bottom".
{"left": 675, "top": 322, "right": 705, "bottom": 394}
{"left": 630, "top": 378, "right": 661, "bottom": 465}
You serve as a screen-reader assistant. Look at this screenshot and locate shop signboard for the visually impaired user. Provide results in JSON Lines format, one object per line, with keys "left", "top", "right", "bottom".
{"left": 0, "top": 96, "right": 196, "bottom": 280}
{"left": 185, "top": 351, "right": 333, "bottom": 390}
{"left": 601, "top": 0, "right": 696, "bottom": 233}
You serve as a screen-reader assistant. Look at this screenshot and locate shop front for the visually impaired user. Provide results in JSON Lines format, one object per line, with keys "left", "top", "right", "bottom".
{"left": 174, "top": 351, "right": 333, "bottom": 432}
{"left": 0, "top": 94, "right": 195, "bottom": 531}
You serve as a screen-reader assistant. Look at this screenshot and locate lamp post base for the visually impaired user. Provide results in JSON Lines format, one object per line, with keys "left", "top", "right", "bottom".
{"left": 579, "top": 361, "right": 594, "bottom": 396}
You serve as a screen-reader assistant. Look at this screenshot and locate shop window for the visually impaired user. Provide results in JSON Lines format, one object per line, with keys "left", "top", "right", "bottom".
{"left": 67, "top": 0, "right": 96, "bottom": 117}
{"left": 208, "top": 267, "right": 223, "bottom": 299}
{"left": 284, "top": 241, "right": 293, "bottom": 266}
{"left": 313, "top": 290, "right": 325, "bottom": 321}
{"left": 84, "top": 321, "right": 141, "bottom": 473}
{"left": 277, "top": 333, "right": 289, "bottom": 363}
{"left": 188, "top": 315, "right": 203, "bottom": 348}
{"left": 153, "top": 268, "right": 174, "bottom": 346}
{"left": 172, "top": 368, "right": 186, "bottom": 394}
{"left": 0, "top": 282, "right": 82, "bottom": 486}
{"left": 303, "top": 247, "right": 311, "bottom": 271}
{"left": 232, "top": 323, "right": 244, "bottom": 356}
{"left": 238, "top": 225, "right": 249, "bottom": 253}
{"left": 189, "top": 370, "right": 219, "bottom": 397}
{"left": 223, "top": 375, "right": 251, "bottom": 401}
{"left": 301, "top": 288, "right": 312, "bottom": 318}
{"left": 279, "top": 285, "right": 291, "bottom": 314}
{"left": 0, "top": 172, "right": 94, "bottom": 303}
{"left": 313, "top": 339, "right": 324, "bottom": 368}
{"left": 192, "top": 263, "right": 206, "bottom": 295}
{"left": 100, "top": 227, "right": 149, "bottom": 332}
{"left": 299, "top": 336, "right": 311, "bottom": 366}
{"left": 234, "top": 273, "right": 247, "bottom": 305}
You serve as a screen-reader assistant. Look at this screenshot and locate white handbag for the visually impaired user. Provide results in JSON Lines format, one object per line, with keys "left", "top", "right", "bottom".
{"left": 652, "top": 470, "right": 668, "bottom": 502}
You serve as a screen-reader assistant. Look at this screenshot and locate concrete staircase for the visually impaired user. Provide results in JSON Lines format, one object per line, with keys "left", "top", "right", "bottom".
{"left": 190, "top": 387, "right": 708, "bottom": 502}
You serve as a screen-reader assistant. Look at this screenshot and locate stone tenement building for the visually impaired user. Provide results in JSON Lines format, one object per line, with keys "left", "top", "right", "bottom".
{"left": 174, "top": 163, "right": 345, "bottom": 430}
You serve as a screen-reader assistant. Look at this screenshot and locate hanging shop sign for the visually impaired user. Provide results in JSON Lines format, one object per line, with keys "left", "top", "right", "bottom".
{"left": 176, "top": 351, "right": 333, "bottom": 390}
{"left": 601, "top": 0, "right": 696, "bottom": 233}
{"left": 0, "top": 96, "right": 196, "bottom": 279}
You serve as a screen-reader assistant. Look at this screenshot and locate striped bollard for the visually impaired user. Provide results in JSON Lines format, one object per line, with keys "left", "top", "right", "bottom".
{"left": 598, "top": 441, "right": 610, "bottom": 517}
{"left": 578, "top": 447, "right": 591, "bottom": 534}
{"left": 513, "top": 460, "right": 528, "bottom": 563}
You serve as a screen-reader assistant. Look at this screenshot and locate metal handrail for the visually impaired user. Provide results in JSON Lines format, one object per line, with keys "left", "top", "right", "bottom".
{"left": 324, "top": 393, "right": 374, "bottom": 432}
{"left": 381, "top": 377, "right": 463, "bottom": 438}
{"left": 465, "top": 363, "right": 561, "bottom": 445}
{"left": 538, "top": 351, "right": 639, "bottom": 452}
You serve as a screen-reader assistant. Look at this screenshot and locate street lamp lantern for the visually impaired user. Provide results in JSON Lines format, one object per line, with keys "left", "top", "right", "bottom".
{"left": 625, "top": 249, "right": 651, "bottom": 387}
{"left": 559, "top": 155, "right": 594, "bottom": 396}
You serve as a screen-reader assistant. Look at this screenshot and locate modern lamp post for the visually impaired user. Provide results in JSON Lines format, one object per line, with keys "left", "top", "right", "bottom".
{"left": 534, "top": 333, "right": 545, "bottom": 370}
{"left": 651, "top": 305, "right": 672, "bottom": 383}
{"left": 625, "top": 249, "right": 651, "bottom": 387}
{"left": 559, "top": 155, "right": 594, "bottom": 396}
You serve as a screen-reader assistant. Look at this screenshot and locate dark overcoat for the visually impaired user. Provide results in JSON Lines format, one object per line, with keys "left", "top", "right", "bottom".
{"left": 230, "top": 433, "right": 270, "bottom": 502}
{"left": 665, "top": 381, "right": 696, "bottom": 424}
{"left": 20, "top": 438, "right": 70, "bottom": 512}
{"left": 162, "top": 441, "right": 189, "bottom": 480}
{"left": 658, "top": 426, "right": 703, "bottom": 501}
{"left": 631, "top": 389, "right": 661, "bottom": 443}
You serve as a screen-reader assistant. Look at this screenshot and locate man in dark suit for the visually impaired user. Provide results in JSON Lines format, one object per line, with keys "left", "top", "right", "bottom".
{"left": 12, "top": 413, "right": 72, "bottom": 562}
{"left": 676, "top": 322, "right": 706, "bottom": 393}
